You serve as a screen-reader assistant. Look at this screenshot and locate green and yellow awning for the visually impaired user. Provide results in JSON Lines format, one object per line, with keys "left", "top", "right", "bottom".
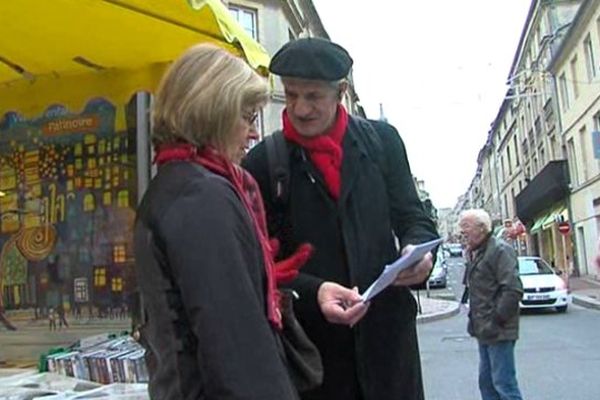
{"left": 529, "top": 206, "right": 568, "bottom": 233}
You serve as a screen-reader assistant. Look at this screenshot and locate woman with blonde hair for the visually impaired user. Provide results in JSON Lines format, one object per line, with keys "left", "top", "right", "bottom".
{"left": 134, "top": 44, "right": 310, "bottom": 399}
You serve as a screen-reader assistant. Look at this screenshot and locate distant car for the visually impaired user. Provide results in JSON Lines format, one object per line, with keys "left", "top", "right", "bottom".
{"left": 518, "top": 256, "right": 570, "bottom": 313}
{"left": 447, "top": 243, "right": 463, "bottom": 257}
{"left": 428, "top": 257, "right": 447, "bottom": 288}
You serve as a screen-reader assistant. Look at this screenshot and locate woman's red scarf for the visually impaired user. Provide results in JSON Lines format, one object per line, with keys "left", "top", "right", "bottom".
{"left": 154, "top": 144, "right": 282, "bottom": 330}
{"left": 282, "top": 105, "right": 348, "bottom": 200}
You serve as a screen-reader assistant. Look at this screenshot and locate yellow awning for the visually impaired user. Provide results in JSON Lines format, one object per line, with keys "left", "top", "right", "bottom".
{"left": 0, "top": 0, "right": 270, "bottom": 118}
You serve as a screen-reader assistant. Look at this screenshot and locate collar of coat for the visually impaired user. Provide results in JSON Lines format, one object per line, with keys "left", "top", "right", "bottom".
{"left": 286, "top": 116, "right": 376, "bottom": 204}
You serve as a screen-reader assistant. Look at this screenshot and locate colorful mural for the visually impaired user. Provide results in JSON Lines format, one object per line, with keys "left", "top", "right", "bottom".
{"left": 0, "top": 99, "right": 137, "bottom": 326}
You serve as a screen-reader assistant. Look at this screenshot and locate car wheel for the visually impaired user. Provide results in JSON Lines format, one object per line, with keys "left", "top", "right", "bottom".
{"left": 556, "top": 305, "right": 568, "bottom": 313}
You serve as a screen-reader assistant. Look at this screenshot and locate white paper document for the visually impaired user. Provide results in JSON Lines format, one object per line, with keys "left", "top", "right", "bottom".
{"left": 361, "top": 238, "right": 444, "bottom": 302}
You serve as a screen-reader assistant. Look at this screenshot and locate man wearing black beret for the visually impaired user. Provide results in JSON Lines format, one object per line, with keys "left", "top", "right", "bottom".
{"left": 243, "top": 37, "right": 439, "bottom": 400}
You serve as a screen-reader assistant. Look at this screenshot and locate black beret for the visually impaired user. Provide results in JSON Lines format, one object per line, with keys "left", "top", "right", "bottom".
{"left": 269, "top": 38, "right": 353, "bottom": 81}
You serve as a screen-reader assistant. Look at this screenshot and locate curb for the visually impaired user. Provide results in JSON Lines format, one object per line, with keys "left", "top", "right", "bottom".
{"left": 572, "top": 294, "right": 600, "bottom": 311}
{"left": 417, "top": 302, "right": 460, "bottom": 324}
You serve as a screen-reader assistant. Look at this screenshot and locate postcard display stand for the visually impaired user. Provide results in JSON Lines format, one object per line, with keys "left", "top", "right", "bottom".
{"left": 0, "top": 334, "right": 150, "bottom": 399}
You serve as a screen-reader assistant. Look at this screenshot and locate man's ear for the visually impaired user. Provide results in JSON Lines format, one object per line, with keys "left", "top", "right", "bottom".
{"left": 338, "top": 81, "right": 349, "bottom": 101}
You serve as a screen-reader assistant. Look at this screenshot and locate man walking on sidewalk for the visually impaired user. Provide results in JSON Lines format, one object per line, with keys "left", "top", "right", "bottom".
{"left": 459, "top": 209, "right": 524, "bottom": 400}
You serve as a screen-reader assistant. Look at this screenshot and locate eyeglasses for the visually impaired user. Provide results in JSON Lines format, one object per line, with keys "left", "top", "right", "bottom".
{"left": 242, "top": 111, "right": 259, "bottom": 126}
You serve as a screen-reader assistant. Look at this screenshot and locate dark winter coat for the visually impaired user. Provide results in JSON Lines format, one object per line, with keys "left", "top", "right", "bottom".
{"left": 242, "top": 117, "right": 439, "bottom": 400}
{"left": 465, "top": 235, "right": 523, "bottom": 345}
{"left": 133, "top": 162, "right": 297, "bottom": 400}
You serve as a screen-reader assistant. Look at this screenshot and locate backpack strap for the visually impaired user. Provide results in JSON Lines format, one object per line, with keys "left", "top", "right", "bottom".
{"left": 265, "top": 130, "right": 290, "bottom": 206}
{"left": 352, "top": 117, "right": 389, "bottom": 181}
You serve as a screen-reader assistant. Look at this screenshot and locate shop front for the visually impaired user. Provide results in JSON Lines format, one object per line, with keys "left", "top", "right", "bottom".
{"left": 516, "top": 160, "right": 575, "bottom": 275}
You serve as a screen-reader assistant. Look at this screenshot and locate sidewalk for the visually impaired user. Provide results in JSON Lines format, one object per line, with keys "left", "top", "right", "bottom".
{"left": 413, "top": 274, "right": 600, "bottom": 325}
{"left": 569, "top": 274, "right": 600, "bottom": 310}
{"left": 415, "top": 293, "right": 460, "bottom": 324}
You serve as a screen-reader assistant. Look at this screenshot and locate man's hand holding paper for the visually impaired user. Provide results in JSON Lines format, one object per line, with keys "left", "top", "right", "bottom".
{"left": 392, "top": 244, "right": 434, "bottom": 287}
{"left": 360, "top": 238, "right": 443, "bottom": 302}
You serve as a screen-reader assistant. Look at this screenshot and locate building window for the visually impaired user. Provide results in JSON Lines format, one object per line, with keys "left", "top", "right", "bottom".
{"left": 594, "top": 112, "right": 600, "bottom": 172}
{"left": 229, "top": 5, "right": 258, "bottom": 40}
{"left": 511, "top": 188, "right": 516, "bottom": 217}
{"left": 559, "top": 73, "right": 570, "bottom": 110}
{"left": 550, "top": 135, "right": 558, "bottom": 160}
{"left": 113, "top": 244, "right": 126, "bottom": 263}
{"left": 567, "top": 138, "right": 578, "bottom": 185}
{"left": 84, "top": 193, "right": 95, "bottom": 212}
{"left": 117, "top": 190, "right": 129, "bottom": 208}
{"left": 579, "top": 126, "right": 589, "bottom": 182}
{"left": 93, "top": 267, "right": 106, "bottom": 287}
{"left": 73, "top": 278, "right": 89, "bottom": 302}
{"left": 111, "top": 277, "right": 123, "bottom": 293}
{"left": 513, "top": 136, "right": 520, "bottom": 166}
{"left": 103, "top": 192, "right": 112, "bottom": 205}
{"left": 584, "top": 34, "right": 597, "bottom": 81}
{"left": 570, "top": 56, "right": 579, "bottom": 99}
{"left": 507, "top": 144, "right": 512, "bottom": 176}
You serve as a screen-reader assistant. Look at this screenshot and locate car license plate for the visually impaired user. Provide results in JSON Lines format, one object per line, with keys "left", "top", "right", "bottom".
{"left": 528, "top": 294, "right": 550, "bottom": 300}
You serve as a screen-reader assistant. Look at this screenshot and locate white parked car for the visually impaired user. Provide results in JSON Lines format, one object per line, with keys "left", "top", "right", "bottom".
{"left": 518, "top": 256, "right": 570, "bottom": 313}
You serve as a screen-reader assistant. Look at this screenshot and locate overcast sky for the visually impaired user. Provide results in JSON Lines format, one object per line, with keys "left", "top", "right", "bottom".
{"left": 312, "top": 0, "right": 532, "bottom": 209}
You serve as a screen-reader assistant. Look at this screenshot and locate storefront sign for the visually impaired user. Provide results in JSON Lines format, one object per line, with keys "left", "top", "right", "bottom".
{"left": 42, "top": 115, "right": 100, "bottom": 136}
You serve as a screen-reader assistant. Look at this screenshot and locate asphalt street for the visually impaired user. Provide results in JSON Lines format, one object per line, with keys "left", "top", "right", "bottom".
{"left": 419, "top": 257, "right": 600, "bottom": 400}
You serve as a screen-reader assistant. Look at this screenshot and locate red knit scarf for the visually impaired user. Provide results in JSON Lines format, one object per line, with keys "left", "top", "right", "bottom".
{"left": 282, "top": 105, "right": 348, "bottom": 200}
{"left": 154, "top": 143, "right": 282, "bottom": 330}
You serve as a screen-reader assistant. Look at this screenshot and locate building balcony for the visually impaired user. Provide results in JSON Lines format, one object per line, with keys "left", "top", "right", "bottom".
{"left": 515, "top": 160, "right": 570, "bottom": 226}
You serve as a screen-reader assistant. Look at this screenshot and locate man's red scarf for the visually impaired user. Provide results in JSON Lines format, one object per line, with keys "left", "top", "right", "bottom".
{"left": 154, "top": 144, "right": 282, "bottom": 330}
{"left": 282, "top": 105, "right": 348, "bottom": 200}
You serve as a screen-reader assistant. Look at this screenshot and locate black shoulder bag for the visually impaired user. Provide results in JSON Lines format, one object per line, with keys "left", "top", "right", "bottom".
{"left": 265, "top": 132, "right": 323, "bottom": 393}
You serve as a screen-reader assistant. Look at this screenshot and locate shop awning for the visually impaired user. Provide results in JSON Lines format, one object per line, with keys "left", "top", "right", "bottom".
{"left": 0, "top": 0, "right": 270, "bottom": 118}
{"left": 529, "top": 206, "right": 567, "bottom": 233}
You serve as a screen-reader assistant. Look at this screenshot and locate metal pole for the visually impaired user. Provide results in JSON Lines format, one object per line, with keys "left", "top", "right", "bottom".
{"left": 136, "top": 92, "right": 151, "bottom": 204}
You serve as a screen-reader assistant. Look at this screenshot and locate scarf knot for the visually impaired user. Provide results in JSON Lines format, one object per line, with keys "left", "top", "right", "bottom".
{"left": 282, "top": 105, "right": 348, "bottom": 200}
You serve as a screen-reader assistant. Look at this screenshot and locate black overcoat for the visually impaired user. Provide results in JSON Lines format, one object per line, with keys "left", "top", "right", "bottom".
{"left": 243, "top": 117, "right": 439, "bottom": 400}
{"left": 134, "top": 162, "right": 297, "bottom": 400}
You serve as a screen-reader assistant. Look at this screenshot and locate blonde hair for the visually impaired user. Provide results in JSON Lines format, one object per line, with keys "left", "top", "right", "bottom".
{"left": 152, "top": 44, "right": 268, "bottom": 153}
